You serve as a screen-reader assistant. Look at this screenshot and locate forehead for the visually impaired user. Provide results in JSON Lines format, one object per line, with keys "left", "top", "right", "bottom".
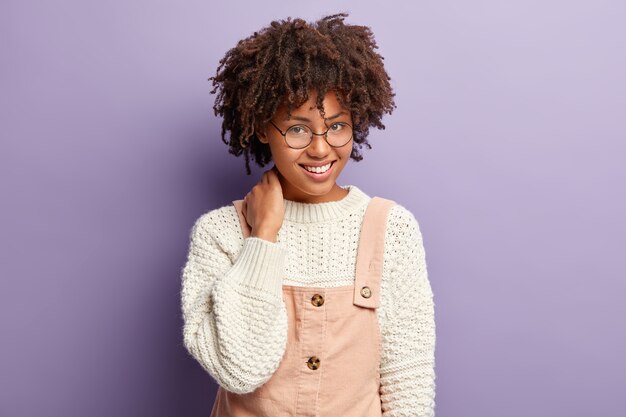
{"left": 275, "top": 90, "right": 348, "bottom": 119}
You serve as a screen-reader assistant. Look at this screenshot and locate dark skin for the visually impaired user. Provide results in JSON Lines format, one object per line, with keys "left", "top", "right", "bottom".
{"left": 214, "top": 14, "right": 396, "bottom": 242}
{"left": 242, "top": 90, "right": 353, "bottom": 242}
{"left": 242, "top": 166, "right": 284, "bottom": 243}
{"left": 209, "top": 13, "right": 396, "bottom": 176}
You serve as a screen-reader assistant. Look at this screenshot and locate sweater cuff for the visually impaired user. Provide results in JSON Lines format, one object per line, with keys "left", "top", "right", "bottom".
{"left": 225, "top": 236, "right": 287, "bottom": 297}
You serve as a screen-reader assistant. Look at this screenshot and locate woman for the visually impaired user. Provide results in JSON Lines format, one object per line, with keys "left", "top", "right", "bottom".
{"left": 181, "top": 12, "right": 436, "bottom": 416}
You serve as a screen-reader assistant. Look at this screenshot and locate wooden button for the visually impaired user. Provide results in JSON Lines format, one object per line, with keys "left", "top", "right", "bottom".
{"left": 307, "top": 356, "right": 320, "bottom": 370}
{"left": 311, "top": 294, "right": 324, "bottom": 307}
{"left": 360, "top": 286, "right": 372, "bottom": 298}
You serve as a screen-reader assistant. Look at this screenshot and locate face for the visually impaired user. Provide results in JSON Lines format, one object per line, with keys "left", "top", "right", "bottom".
{"left": 257, "top": 90, "right": 353, "bottom": 203}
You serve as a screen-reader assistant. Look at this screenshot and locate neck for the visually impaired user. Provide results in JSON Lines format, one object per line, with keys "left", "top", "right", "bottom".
{"left": 281, "top": 184, "right": 370, "bottom": 223}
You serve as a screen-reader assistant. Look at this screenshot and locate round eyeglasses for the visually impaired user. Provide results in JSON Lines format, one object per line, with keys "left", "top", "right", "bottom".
{"left": 269, "top": 120, "right": 353, "bottom": 149}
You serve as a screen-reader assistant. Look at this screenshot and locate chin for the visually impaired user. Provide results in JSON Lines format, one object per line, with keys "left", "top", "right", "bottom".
{"left": 294, "top": 181, "right": 334, "bottom": 195}
{"left": 277, "top": 162, "right": 344, "bottom": 198}
{"left": 288, "top": 178, "right": 338, "bottom": 199}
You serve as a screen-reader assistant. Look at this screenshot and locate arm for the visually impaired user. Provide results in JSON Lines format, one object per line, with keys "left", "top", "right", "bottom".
{"left": 180, "top": 209, "right": 289, "bottom": 394}
{"left": 379, "top": 205, "right": 436, "bottom": 416}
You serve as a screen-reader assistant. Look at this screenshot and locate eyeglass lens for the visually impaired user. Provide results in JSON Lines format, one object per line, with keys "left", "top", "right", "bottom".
{"left": 285, "top": 123, "right": 352, "bottom": 149}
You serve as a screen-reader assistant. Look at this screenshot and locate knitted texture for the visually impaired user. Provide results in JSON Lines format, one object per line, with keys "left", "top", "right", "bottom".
{"left": 180, "top": 184, "right": 436, "bottom": 416}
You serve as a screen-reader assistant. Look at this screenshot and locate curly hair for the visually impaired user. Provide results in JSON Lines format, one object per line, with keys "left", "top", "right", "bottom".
{"left": 209, "top": 12, "right": 396, "bottom": 175}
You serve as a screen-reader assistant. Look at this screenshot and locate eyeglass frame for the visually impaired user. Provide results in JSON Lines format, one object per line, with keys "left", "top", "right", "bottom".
{"left": 268, "top": 120, "right": 353, "bottom": 149}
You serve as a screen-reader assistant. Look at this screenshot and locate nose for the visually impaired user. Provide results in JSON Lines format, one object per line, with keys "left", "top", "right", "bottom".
{"left": 306, "top": 130, "right": 332, "bottom": 156}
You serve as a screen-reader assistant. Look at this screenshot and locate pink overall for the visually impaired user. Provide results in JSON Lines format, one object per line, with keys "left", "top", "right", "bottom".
{"left": 210, "top": 196, "right": 397, "bottom": 417}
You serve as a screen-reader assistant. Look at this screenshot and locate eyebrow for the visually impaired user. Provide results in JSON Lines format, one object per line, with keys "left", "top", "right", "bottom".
{"left": 286, "top": 111, "right": 347, "bottom": 122}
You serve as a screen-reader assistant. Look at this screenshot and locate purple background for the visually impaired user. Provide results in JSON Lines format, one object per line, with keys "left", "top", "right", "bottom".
{"left": 2, "top": 1, "right": 625, "bottom": 416}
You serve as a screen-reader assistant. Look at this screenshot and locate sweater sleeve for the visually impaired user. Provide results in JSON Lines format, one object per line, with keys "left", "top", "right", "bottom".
{"left": 379, "top": 205, "right": 436, "bottom": 417}
{"left": 180, "top": 209, "right": 289, "bottom": 394}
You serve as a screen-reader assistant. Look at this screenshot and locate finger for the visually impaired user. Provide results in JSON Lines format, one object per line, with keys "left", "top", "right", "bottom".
{"left": 262, "top": 169, "right": 272, "bottom": 183}
{"left": 267, "top": 166, "right": 279, "bottom": 183}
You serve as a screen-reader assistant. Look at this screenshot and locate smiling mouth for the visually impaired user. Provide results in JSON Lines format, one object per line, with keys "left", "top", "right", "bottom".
{"left": 298, "top": 161, "right": 336, "bottom": 173}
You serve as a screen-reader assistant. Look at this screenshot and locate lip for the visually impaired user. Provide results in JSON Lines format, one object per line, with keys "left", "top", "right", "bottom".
{"left": 299, "top": 161, "right": 335, "bottom": 182}
{"left": 298, "top": 160, "right": 336, "bottom": 167}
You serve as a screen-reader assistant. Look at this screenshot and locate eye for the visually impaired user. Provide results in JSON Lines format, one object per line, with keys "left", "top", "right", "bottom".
{"left": 287, "top": 125, "right": 307, "bottom": 135}
{"left": 329, "top": 122, "right": 345, "bottom": 131}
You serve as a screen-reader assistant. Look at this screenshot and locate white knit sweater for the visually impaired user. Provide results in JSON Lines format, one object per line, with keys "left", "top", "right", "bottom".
{"left": 180, "top": 184, "right": 436, "bottom": 417}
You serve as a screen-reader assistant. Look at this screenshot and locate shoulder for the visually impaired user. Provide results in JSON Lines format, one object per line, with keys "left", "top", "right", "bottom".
{"left": 383, "top": 201, "right": 423, "bottom": 242}
{"left": 189, "top": 202, "right": 244, "bottom": 254}
{"left": 379, "top": 201, "right": 431, "bottom": 295}
{"left": 378, "top": 201, "right": 426, "bottom": 263}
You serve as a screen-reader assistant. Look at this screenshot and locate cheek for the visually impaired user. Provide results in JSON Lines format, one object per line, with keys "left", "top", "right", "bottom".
{"left": 270, "top": 145, "right": 300, "bottom": 165}
{"left": 338, "top": 141, "right": 353, "bottom": 159}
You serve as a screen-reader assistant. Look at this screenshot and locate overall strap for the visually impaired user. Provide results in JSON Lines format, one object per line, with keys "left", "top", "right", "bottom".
{"left": 353, "top": 197, "right": 397, "bottom": 309}
{"left": 232, "top": 200, "right": 251, "bottom": 238}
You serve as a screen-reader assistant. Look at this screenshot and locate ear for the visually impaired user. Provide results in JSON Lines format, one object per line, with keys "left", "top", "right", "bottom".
{"left": 256, "top": 124, "right": 269, "bottom": 144}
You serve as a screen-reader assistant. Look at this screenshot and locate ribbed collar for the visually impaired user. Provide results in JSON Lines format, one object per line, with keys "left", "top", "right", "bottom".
{"left": 282, "top": 184, "right": 370, "bottom": 223}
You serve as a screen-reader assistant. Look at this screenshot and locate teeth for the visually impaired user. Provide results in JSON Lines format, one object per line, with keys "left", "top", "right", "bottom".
{"left": 303, "top": 162, "right": 332, "bottom": 173}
